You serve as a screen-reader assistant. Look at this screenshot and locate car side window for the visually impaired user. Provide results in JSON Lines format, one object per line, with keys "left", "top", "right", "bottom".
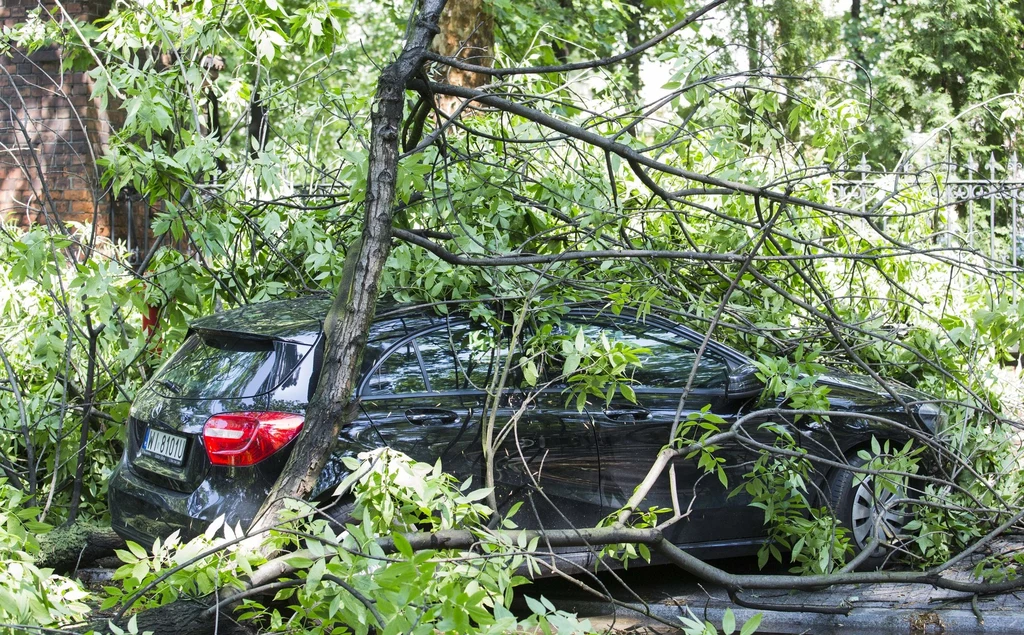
{"left": 367, "top": 340, "right": 426, "bottom": 394}
{"left": 558, "top": 317, "right": 728, "bottom": 390}
{"left": 417, "top": 325, "right": 495, "bottom": 391}
{"left": 364, "top": 323, "right": 496, "bottom": 395}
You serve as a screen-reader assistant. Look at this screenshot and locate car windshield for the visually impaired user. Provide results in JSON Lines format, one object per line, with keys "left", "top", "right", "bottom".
{"left": 150, "top": 332, "right": 310, "bottom": 400}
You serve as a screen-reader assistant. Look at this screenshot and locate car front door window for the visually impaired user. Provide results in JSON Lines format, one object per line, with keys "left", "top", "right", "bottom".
{"left": 564, "top": 320, "right": 728, "bottom": 390}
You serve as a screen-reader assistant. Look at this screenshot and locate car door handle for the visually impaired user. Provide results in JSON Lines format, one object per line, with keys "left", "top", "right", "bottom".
{"left": 603, "top": 406, "right": 651, "bottom": 421}
{"left": 405, "top": 408, "right": 459, "bottom": 425}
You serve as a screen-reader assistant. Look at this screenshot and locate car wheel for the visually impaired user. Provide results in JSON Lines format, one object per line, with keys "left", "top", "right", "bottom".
{"left": 828, "top": 451, "right": 910, "bottom": 570}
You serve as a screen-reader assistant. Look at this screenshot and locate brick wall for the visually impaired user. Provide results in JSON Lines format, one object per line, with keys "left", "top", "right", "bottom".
{"left": 0, "top": 0, "right": 122, "bottom": 243}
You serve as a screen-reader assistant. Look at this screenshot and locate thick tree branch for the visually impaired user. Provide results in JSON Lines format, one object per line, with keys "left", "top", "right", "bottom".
{"left": 392, "top": 227, "right": 954, "bottom": 265}
{"left": 250, "top": 0, "right": 450, "bottom": 533}
{"left": 0, "top": 342, "right": 31, "bottom": 496}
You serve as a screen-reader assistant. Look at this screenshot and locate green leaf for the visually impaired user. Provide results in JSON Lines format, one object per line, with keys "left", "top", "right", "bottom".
{"left": 522, "top": 358, "right": 538, "bottom": 386}
{"left": 306, "top": 557, "right": 326, "bottom": 590}
{"left": 100, "top": 595, "right": 120, "bottom": 611}
{"left": 638, "top": 543, "right": 651, "bottom": 562}
{"left": 792, "top": 537, "right": 805, "bottom": 561}
{"left": 575, "top": 390, "right": 588, "bottom": 412}
{"left": 286, "top": 556, "right": 314, "bottom": 568}
{"left": 462, "top": 487, "right": 492, "bottom": 502}
{"left": 0, "top": 589, "right": 19, "bottom": 617}
{"left": 722, "top": 608, "right": 736, "bottom": 635}
{"left": 393, "top": 532, "right": 413, "bottom": 558}
{"left": 563, "top": 353, "right": 581, "bottom": 377}
{"left": 127, "top": 541, "right": 148, "bottom": 560}
{"left": 620, "top": 383, "right": 636, "bottom": 403}
{"left": 131, "top": 560, "right": 148, "bottom": 582}
{"left": 524, "top": 595, "right": 548, "bottom": 616}
{"left": 740, "top": 613, "right": 763, "bottom": 635}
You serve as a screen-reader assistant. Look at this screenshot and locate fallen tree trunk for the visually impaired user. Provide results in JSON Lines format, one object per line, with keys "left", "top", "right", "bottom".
{"left": 248, "top": 0, "right": 450, "bottom": 536}
{"left": 38, "top": 521, "right": 125, "bottom": 574}
{"left": 95, "top": 599, "right": 256, "bottom": 635}
{"left": 99, "top": 516, "right": 1024, "bottom": 634}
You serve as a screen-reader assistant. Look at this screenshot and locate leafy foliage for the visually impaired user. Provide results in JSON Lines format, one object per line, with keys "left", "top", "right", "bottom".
{"left": 734, "top": 426, "right": 852, "bottom": 575}
{"left": 102, "top": 450, "right": 593, "bottom": 635}
{"left": 0, "top": 483, "right": 91, "bottom": 632}
{"left": 680, "top": 607, "right": 762, "bottom": 635}
{"left": 1, "top": 0, "right": 1024, "bottom": 630}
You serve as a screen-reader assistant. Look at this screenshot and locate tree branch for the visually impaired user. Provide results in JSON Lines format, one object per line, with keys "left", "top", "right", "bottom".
{"left": 409, "top": 79, "right": 866, "bottom": 216}
{"left": 423, "top": 0, "right": 728, "bottom": 77}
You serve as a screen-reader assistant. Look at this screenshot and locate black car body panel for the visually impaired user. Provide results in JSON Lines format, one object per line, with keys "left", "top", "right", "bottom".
{"left": 109, "top": 295, "right": 937, "bottom": 557}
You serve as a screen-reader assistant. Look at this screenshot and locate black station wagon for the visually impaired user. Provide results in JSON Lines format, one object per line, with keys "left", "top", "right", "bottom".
{"left": 108, "top": 295, "right": 942, "bottom": 568}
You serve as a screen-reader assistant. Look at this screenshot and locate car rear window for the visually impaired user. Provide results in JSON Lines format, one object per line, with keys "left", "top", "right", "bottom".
{"left": 150, "top": 332, "right": 310, "bottom": 400}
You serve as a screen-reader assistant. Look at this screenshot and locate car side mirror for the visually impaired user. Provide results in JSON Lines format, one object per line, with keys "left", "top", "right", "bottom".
{"left": 727, "top": 363, "right": 763, "bottom": 399}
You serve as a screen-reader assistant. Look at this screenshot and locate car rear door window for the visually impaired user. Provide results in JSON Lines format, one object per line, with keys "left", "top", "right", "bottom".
{"left": 368, "top": 340, "right": 428, "bottom": 394}
{"left": 423, "top": 325, "right": 496, "bottom": 391}
{"left": 364, "top": 322, "right": 495, "bottom": 395}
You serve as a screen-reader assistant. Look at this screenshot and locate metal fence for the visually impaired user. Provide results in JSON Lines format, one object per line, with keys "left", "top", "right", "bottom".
{"left": 834, "top": 153, "right": 1024, "bottom": 270}
{"left": 109, "top": 190, "right": 157, "bottom": 268}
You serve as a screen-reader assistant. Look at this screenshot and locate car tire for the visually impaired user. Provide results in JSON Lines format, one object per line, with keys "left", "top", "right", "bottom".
{"left": 828, "top": 450, "right": 910, "bottom": 570}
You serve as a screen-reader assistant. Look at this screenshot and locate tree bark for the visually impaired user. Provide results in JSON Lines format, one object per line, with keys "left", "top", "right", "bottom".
{"left": 624, "top": 0, "right": 644, "bottom": 103}
{"left": 743, "top": 0, "right": 758, "bottom": 73}
{"left": 248, "top": 90, "right": 267, "bottom": 159}
{"left": 68, "top": 315, "right": 103, "bottom": 524}
{"left": 433, "top": 0, "right": 493, "bottom": 114}
{"left": 95, "top": 600, "right": 256, "bottom": 635}
{"left": 249, "top": 0, "right": 449, "bottom": 534}
{"left": 551, "top": 0, "right": 574, "bottom": 62}
{"left": 113, "top": 523, "right": 1024, "bottom": 629}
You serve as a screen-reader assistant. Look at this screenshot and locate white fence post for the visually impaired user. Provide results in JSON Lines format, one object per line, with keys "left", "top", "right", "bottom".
{"left": 987, "top": 152, "right": 1000, "bottom": 263}
{"left": 966, "top": 153, "right": 978, "bottom": 249}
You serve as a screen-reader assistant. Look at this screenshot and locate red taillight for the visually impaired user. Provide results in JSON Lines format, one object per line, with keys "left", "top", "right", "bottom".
{"left": 202, "top": 412, "right": 304, "bottom": 467}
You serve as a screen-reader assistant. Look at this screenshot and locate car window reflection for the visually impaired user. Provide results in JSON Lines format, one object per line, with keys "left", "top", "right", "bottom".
{"left": 556, "top": 318, "right": 728, "bottom": 389}
{"left": 152, "top": 334, "right": 310, "bottom": 399}
{"left": 365, "top": 323, "right": 500, "bottom": 395}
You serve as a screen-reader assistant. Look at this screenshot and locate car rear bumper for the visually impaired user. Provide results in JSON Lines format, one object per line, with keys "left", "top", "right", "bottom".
{"left": 109, "top": 455, "right": 273, "bottom": 548}
{"left": 108, "top": 462, "right": 202, "bottom": 547}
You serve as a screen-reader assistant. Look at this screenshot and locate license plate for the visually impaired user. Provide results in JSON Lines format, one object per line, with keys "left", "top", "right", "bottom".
{"left": 143, "top": 428, "right": 188, "bottom": 465}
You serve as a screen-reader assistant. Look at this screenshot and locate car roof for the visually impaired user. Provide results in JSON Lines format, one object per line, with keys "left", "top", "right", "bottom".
{"left": 189, "top": 294, "right": 332, "bottom": 344}
{"left": 188, "top": 294, "right": 450, "bottom": 344}
{"left": 188, "top": 295, "right": 753, "bottom": 367}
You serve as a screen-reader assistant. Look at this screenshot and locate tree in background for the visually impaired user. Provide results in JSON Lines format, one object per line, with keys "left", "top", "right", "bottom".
{"left": 433, "top": 0, "right": 494, "bottom": 114}
{"left": 731, "top": 0, "right": 1024, "bottom": 163}
{"left": 853, "top": 0, "right": 1024, "bottom": 162}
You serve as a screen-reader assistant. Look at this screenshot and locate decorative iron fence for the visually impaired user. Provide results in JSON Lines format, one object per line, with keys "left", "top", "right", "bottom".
{"left": 834, "top": 153, "right": 1024, "bottom": 270}
{"left": 110, "top": 190, "right": 157, "bottom": 268}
